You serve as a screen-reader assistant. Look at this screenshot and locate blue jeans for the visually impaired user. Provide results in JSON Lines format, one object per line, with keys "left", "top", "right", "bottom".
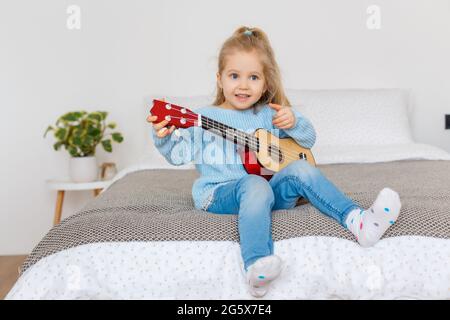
{"left": 204, "top": 160, "right": 360, "bottom": 270}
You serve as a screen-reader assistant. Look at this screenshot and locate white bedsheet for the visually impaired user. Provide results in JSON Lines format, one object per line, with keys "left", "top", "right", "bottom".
{"left": 6, "top": 236, "right": 450, "bottom": 300}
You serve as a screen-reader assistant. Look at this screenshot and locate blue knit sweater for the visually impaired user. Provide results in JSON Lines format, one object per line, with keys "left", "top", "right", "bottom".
{"left": 152, "top": 104, "right": 316, "bottom": 210}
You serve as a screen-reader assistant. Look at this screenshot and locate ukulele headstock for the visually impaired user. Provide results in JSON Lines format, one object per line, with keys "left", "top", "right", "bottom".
{"left": 149, "top": 99, "right": 198, "bottom": 129}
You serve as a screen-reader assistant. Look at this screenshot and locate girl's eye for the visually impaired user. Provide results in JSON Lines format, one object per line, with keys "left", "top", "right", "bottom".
{"left": 230, "top": 73, "right": 238, "bottom": 79}
{"left": 250, "top": 75, "right": 259, "bottom": 81}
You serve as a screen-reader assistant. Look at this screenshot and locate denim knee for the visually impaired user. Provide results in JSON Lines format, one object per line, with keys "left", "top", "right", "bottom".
{"left": 238, "top": 174, "right": 275, "bottom": 206}
{"left": 282, "top": 160, "right": 319, "bottom": 183}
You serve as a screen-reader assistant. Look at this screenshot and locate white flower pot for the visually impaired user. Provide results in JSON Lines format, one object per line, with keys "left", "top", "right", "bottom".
{"left": 69, "top": 156, "right": 98, "bottom": 182}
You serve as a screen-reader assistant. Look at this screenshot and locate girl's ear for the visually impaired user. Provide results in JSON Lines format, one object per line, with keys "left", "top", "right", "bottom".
{"left": 262, "top": 78, "right": 268, "bottom": 93}
{"left": 216, "top": 72, "right": 222, "bottom": 88}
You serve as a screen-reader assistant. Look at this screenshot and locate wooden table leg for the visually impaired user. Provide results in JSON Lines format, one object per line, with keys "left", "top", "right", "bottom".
{"left": 53, "top": 190, "right": 65, "bottom": 226}
{"left": 93, "top": 188, "right": 102, "bottom": 197}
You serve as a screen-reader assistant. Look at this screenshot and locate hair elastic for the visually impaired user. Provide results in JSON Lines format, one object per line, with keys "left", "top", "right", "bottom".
{"left": 243, "top": 29, "right": 253, "bottom": 36}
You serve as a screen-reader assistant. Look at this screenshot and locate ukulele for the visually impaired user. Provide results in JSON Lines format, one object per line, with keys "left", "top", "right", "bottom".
{"left": 150, "top": 99, "right": 316, "bottom": 181}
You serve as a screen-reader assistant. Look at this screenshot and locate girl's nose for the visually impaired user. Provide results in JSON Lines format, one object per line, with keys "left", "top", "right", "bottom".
{"left": 239, "top": 80, "right": 249, "bottom": 89}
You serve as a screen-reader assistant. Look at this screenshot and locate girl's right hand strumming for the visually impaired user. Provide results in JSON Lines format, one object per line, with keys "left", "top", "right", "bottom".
{"left": 147, "top": 115, "right": 176, "bottom": 138}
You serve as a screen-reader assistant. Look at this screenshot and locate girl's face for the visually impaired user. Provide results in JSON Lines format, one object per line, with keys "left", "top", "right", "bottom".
{"left": 217, "top": 50, "right": 267, "bottom": 110}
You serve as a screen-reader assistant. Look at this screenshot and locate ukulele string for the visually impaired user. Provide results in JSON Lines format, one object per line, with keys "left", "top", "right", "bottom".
{"left": 161, "top": 113, "right": 307, "bottom": 163}
{"left": 157, "top": 114, "right": 307, "bottom": 163}
{"left": 157, "top": 113, "right": 306, "bottom": 163}
{"left": 172, "top": 107, "right": 310, "bottom": 162}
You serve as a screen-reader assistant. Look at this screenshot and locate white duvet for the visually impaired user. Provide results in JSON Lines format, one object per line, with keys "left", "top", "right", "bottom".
{"left": 7, "top": 143, "right": 450, "bottom": 300}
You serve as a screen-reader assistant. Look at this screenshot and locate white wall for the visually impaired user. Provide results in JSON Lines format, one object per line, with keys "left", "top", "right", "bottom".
{"left": 1, "top": 0, "right": 449, "bottom": 254}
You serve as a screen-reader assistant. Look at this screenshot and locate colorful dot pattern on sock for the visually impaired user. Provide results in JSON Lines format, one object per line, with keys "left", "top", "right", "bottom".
{"left": 258, "top": 275, "right": 265, "bottom": 279}
{"left": 384, "top": 208, "right": 390, "bottom": 212}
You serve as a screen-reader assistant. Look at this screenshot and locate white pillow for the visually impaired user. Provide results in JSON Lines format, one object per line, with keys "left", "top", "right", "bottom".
{"left": 141, "top": 94, "right": 214, "bottom": 169}
{"left": 286, "top": 89, "right": 414, "bottom": 147}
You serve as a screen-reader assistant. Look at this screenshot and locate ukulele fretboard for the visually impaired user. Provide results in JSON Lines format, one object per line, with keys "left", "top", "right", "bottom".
{"left": 200, "top": 115, "right": 259, "bottom": 152}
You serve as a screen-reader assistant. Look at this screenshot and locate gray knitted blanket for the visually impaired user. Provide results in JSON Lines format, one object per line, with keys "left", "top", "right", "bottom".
{"left": 21, "top": 160, "right": 450, "bottom": 274}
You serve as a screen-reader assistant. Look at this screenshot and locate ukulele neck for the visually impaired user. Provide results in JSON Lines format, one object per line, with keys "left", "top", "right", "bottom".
{"left": 199, "top": 115, "right": 259, "bottom": 152}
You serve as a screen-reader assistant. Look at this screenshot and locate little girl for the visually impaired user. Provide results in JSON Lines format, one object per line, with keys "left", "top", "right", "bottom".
{"left": 147, "top": 26, "right": 401, "bottom": 297}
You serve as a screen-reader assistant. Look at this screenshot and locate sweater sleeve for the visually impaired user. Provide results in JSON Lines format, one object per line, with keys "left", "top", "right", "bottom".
{"left": 268, "top": 107, "right": 316, "bottom": 149}
{"left": 151, "top": 125, "right": 202, "bottom": 166}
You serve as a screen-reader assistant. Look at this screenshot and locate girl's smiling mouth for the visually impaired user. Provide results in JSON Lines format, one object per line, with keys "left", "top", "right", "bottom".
{"left": 235, "top": 94, "right": 251, "bottom": 101}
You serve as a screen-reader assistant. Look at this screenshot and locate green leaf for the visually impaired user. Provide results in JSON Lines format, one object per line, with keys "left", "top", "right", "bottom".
{"left": 73, "top": 111, "right": 86, "bottom": 119}
{"left": 73, "top": 136, "right": 83, "bottom": 146}
{"left": 73, "top": 128, "right": 83, "bottom": 137}
{"left": 99, "top": 111, "right": 108, "bottom": 120}
{"left": 68, "top": 146, "right": 79, "bottom": 157}
{"left": 53, "top": 141, "right": 63, "bottom": 151}
{"left": 107, "top": 122, "right": 116, "bottom": 129}
{"left": 81, "top": 145, "right": 94, "bottom": 157}
{"left": 111, "top": 132, "right": 123, "bottom": 143}
{"left": 83, "top": 136, "right": 95, "bottom": 148}
{"left": 44, "top": 125, "right": 54, "bottom": 138}
{"left": 87, "top": 126, "right": 101, "bottom": 136}
{"left": 101, "top": 139, "right": 112, "bottom": 152}
{"left": 87, "top": 112, "right": 102, "bottom": 122}
{"left": 54, "top": 128, "right": 67, "bottom": 141}
{"left": 61, "top": 112, "right": 79, "bottom": 122}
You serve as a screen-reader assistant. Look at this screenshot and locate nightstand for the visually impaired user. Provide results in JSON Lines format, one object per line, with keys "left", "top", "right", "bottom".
{"left": 46, "top": 180, "right": 112, "bottom": 225}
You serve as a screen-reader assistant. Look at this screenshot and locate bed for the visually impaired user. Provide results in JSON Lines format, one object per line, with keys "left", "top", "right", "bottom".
{"left": 6, "top": 89, "right": 450, "bottom": 299}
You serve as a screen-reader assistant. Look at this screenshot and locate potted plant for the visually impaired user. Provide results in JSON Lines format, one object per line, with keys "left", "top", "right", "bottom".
{"left": 44, "top": 111, "right": 124, "bottom": 182}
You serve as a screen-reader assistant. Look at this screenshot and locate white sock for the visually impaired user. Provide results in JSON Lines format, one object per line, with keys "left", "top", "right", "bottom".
{"left": 246, "top": 255, "right": 283, "bottom": 298}
{"left": 345, "top": 188, "right": 401, "bottom": 247}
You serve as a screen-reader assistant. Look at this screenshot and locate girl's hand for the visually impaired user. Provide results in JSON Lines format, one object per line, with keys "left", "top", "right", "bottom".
{"left": 147, "top": 98, "right": 176, "bottom": 138}
{"left": 269, "top": 103, "right": 296, "bottom": 129}
{"left": 146, "top": 115, "right": 176, "bottom": 138}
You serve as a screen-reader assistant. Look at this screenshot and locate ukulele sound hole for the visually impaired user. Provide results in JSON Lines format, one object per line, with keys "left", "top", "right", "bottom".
{"left": 268, "top": 145, "right": 283, "bottom": 162}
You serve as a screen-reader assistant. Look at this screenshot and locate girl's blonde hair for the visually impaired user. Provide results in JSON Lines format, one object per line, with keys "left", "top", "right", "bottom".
{"left": 213, "top": 26, "right": 291, "bottom": 108}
